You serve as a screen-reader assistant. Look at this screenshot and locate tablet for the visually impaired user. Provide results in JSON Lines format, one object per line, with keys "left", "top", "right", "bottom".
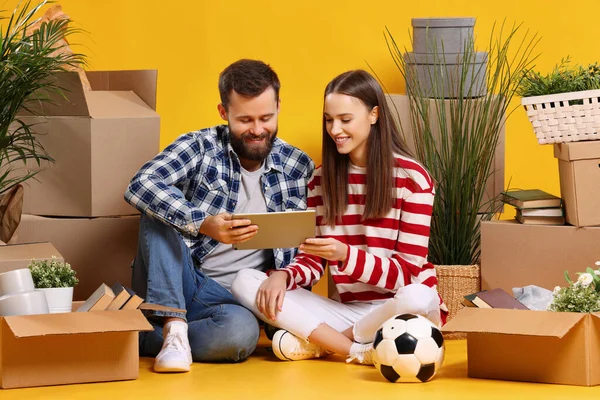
{"left": 232, "top": 210, "right": 316, "bottom": 250}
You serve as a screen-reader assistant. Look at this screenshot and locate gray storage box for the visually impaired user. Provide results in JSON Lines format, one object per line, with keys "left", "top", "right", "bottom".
{"left": 405, "top": 52, "right": 488, "bottom": 98}
{"left": 412, "top": 17, "right": 475, "bottom": 54}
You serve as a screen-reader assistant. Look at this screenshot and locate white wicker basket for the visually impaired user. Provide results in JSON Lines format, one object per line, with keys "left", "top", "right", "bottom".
{"left": 521, "top": 89, "right": 600, "bottom": 144}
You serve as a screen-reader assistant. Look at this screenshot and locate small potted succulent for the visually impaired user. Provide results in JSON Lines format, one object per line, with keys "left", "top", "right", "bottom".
{"left": 28, "top": 257, "right": 79, "bottom": 313}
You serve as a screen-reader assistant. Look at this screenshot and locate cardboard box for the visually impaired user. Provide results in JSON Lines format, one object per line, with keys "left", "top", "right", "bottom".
{"left": 16, "top": 70, "right": 160, "bottom": 217}
{"left": 443, "top": 308, "right": 600, "bottom": 386}
{"left": 0, "top": 243, "right": 63, "bottom": 273}
{"left": 481, "top": 220, "right": 600, "bottom": 292}
{"left": 10, "top": 215, "right": 140, "bottom": 300}
{"left": 387, "top": 94, "right": 505, "bottom": 214}
{"left": 0, "top": 309, "right": 152, "bottom": 389}
{"left": 554, "top": 141, "right": 600, "bottom": 227}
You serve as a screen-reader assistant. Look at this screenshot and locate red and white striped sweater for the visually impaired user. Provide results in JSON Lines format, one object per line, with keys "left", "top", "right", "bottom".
{"left": 279, "top": 155, "right": 447, "bottom": 320}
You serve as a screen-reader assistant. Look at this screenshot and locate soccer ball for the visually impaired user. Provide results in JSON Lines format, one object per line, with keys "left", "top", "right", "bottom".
{"left": 372, "top": 313, "right": 445, "bottom": 383}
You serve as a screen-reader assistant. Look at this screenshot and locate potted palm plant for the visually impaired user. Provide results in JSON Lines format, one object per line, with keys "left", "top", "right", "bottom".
{"left": 385, "top": 22, "right": 539, "bottom": 323}
{"left": 28, "top": 257, "right": 78, "bottom": 313}
{"left": 0, "top": 0, "right": 85, "bottom": 243}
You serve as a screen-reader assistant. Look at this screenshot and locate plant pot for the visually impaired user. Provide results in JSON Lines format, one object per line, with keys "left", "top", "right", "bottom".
{"left": 521, "top": 89, "right": 600, "bottom": 144}
{"left": 37, "top": 287, "right": 74, "bottom": 314}
{"left": 412, "top": 17, "right": 476, "bottom": 54}
{"left": 405, "top": 52, "right": 488, "bottom": 98}
{"left": 435, "top": 264, "right": 480, "bottom": 339}
{"left": 0, "top": 184, "right": 24, "bottom": 243}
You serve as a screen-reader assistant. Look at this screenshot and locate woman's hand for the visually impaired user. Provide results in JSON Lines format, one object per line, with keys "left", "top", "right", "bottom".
{"left": 256, "top": 270, "right": 288, "bottom": 321}
{"left": 300, "top": 238, "right": 348, "bottom": 262}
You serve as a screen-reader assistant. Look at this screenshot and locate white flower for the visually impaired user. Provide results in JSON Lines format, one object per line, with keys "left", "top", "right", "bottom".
{"left": 577, "top": 273, "right": 594, "bottom": 288}
{"left": 595, "top": 261, "right": 600, "bottom": 266}
{"left": 553, "top": 286, "right": 562, "bottom": 295}
{"left": 595, "top": 270, "right": 600, "bottom": 276}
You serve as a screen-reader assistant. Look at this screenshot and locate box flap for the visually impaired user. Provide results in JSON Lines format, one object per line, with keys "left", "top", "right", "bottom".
{"left": 86, "top": 70, "right": 158, "bottom": 111}
{"left": 17, "top": 72, "right": 90, "bottom": 117}
{"left": 442, "top": 308, "right": 585, "bottom": 338}
{"left": 554, "top": 141, "right": 600, "bottom": 161}
{"left": 591, "top": 312, "right": 600, "bottom": 323}
{"left": 84, "top": 91, "right": 158, "bottom": 119}
{"left": 3, "top": 309, "right": 152, "bottom": 337}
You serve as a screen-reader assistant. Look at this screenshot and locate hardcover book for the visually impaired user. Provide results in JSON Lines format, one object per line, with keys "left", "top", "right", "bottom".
{"left": 76, "top": 283, "right": 115, "bottom": 312}
{"left": 501, "top": 189, "right": 562, "bottom": 209}
{"left": 475, "top": 288, "right": 529, "bottom": 310}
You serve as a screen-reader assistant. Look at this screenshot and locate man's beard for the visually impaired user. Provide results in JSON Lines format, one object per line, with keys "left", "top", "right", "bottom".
{"left": 230, "top": 129, "right": 278, "bottom": 162}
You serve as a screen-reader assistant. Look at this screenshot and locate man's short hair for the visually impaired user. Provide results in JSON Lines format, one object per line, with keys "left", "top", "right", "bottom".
{"left": 218, "top": 59, "right": 280, "bottom": 109}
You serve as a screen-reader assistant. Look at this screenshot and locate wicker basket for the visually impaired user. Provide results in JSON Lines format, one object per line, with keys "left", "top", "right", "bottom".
{"left": 435, "top": 264, "right": 481, "bottom": 340}
{"left": 521, "top": 89, "right": 600, "bottom": 144}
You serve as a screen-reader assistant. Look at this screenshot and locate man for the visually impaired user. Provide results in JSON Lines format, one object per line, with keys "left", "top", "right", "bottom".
{"left": 125, "top": 59, "right": 314, "bottom": 372}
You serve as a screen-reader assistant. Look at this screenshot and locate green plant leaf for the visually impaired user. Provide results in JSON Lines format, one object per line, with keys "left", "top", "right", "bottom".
{"left": 0, "top": 1, "right": 86, "bottom": 195}
{"left": 564, "top": 270, "right": 572, "bottom": 284}
{"left": 28, "top": 257, "right": 78, "bottom": 288}
{"left": 518, "top": 56, "right": 600, "bottom": 97}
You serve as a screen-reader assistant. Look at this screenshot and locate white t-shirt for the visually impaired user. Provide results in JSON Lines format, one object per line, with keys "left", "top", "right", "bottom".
{"left": 199, "top": 163, "right": 271, "bottom": 290}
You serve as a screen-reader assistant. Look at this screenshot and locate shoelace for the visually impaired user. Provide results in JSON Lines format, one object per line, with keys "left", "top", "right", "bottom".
{"left": 290, "top": 339, "right": 321, "bottom": 357}
{"left": 163, "top": 333, "right": 189, "bottom": 354}
{"left": 346, "top": 348, "right": 374, "bottom": 365}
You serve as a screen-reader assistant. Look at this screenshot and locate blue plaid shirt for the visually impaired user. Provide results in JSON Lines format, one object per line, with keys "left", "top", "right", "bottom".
{"left": 125, "top": 125, "right": 315, "bottom": 270}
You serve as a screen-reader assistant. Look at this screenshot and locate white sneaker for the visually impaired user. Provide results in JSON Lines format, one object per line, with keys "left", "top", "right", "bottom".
{"left": 346, "top": 343, "right": 374, "bottom": 365}
{"left": 154, "top": 321, "right": 193, "bottom": 373}
{"left": 271, "top": 330, "right": 327, "bottom": 361}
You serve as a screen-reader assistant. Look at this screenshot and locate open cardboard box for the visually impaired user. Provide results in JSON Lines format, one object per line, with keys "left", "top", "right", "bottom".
{"left": 0, "top": 242, "right": 63, "bottom": 273}
{"left": 0, "top": 307, "right": 152, "bottom": 389}
{"left": 554, "top": 141, "right": 600, "bottom": 227}
{"left": 16, "top": 70, "right": 160, "bottom": 217}
{"left": 443, "top": 307, "right": 600, "bottom": 386}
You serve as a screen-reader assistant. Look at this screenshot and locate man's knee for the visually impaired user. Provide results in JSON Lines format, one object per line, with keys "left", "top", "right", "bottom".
{"left": 139, "top": 213, "right": 176, "bottom": 238}
{"left": 189, "top": 305, "right": 260, "bottom": 363}
{"left": 218, "top": 308, "right": 260, "bottom": 362}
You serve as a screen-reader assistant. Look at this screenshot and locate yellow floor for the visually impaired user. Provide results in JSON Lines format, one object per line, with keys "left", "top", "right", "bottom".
{"left": 3, "top": 337, "right": 600, "bottom": 399}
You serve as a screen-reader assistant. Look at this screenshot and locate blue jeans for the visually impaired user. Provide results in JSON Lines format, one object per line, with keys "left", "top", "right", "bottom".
{"left": 132, "top": 214, "right": 260, "bottom": 362}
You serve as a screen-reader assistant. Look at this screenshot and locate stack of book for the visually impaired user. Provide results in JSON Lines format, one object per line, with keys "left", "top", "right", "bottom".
{"left": 501, "top": 189, "right": 565, "bottom": 225}
{"left": 77, "top": 282, "right": 144, "bottom": 312}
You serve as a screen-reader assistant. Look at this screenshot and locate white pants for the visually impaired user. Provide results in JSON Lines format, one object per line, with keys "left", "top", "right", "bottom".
{"left": 231, "top": 269, "right": 440, "bottom": 344}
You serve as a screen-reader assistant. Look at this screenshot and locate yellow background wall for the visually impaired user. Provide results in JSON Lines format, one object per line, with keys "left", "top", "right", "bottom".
{"left": 5, "top": 0, "right": 598, "bottom": 219}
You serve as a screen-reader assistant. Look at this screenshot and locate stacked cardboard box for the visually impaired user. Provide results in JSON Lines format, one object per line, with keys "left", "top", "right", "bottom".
{"left": 554, "top": 141, "right": 600, "bottom": 227}
{"left": 451, "top": 138, "right": 600, "bottom": 385}
{"left": 0, "top": 242, "right": 63, "bottom": 273}
{"left": 450, "top": 217, "right": 600, "bottom": 386}
{"left": 12, "top": 215, "right": 141, "bottom": 300}
{"left": 0, "top": 70, "right": 160, "bottom": 389}
{"left": 10, "top": 70, "right": 159, "bottom": 301}
{"left": 480, "top": 220, "right": 600, "bottom": 292}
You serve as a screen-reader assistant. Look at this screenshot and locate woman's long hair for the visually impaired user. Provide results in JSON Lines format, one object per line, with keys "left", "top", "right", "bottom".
{"left": 321, "top": 70, "right": 413, "bottom": 226}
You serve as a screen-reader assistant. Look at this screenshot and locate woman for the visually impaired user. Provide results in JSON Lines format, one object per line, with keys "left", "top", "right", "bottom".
{"left": 231, "top": 70, "right": 447, "bottom": 364}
